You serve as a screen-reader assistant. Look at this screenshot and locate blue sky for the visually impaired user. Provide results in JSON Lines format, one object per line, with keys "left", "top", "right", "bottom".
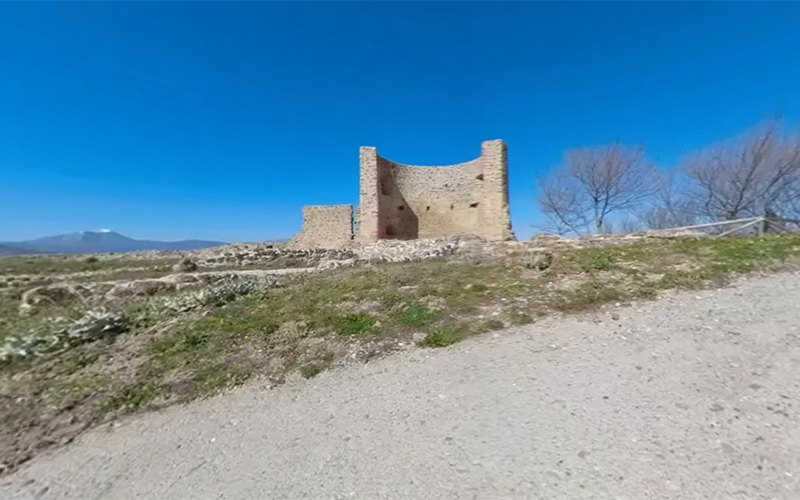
{"left": 2, "top": 2, "right": 799, "bottom": 242}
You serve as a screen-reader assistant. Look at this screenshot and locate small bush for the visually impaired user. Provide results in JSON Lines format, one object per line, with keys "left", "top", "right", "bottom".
{"left": 102, "top": 381, "right": 161, "bottom": 413}
{"left": 509, "top": 311, "right": 534, "bottom": 325}
{"left": 0, "top": 309, "right": 128, "bottom": 364}
{"left": 191, "top": 364, "right": 251, "bottom": 395}
{"left": 152, "top": 277, "right": 276, "bottom": 314}
{"left": 396, "top": 302, "right": 435, "bottom": 327}
{"left": 573, "top": 250, "right": 615, "bottom": 272}
{"left": 476, "top": 319, "right": 505, "bottom": 333}
{"left": 418, "top": 328, "right": 464, "bottom": 348}
{"left": 553, "top": 282, "right": 626, "bottom": 312}
{"left": 180, "top": 331, "right": 209, "bottom": 349}
{"left": 300, "top": 363, "right": 325, "bottom": 379}
{"left": 334, "top": 312, "right": 377, "bottom": 335}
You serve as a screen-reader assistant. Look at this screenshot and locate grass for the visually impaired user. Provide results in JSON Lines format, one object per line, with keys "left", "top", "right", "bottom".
{"left": 3, "top": 233, "right": 800, "bottom": 478}
{"left": 418, "top": 329, "right": 464, "bottom": 348}
{"left": 0, "top": 255, "right": 179, "bottom": 276}
{"left": 571, "top": 249, "right": 616, "bottom": 271}
{"left": 552, "top": 281, "right": 628, "bottom": 312}
{"left": 395, "top": 302, "right": 436, "bottom": 327}
{"left": 334, "top": 312, "right": 378, "bottom": 335}
{"left": 299, "top": 363, "right": 325, "bottom": 379}
{"left": 101, "top": 381, "right": 162, "bottom": 413}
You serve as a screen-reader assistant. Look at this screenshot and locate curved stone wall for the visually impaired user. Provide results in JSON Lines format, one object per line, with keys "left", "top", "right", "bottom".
{"left": 357, "top": 140, "right": 514, "bottom": 242}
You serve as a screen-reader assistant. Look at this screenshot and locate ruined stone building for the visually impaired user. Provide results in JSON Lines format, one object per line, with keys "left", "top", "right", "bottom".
{"left": 289, "top": 139, "right": 515, "bottom": 248}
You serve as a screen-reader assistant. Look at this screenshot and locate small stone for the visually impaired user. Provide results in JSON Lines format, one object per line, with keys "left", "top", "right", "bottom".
{"left": 172, "top": 258, "right": 198, "bottom": 273}
{"left": 525, "top": 252, "right": 553, "bottom": 271}
{"left": 412, "top": 332, "right": 427, "bottom": 343}
{"left": 611, "top": 312, "right": 620, "bottom": 321}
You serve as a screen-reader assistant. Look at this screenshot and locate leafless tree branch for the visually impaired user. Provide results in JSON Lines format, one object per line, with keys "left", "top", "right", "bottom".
{"left": 536, "top": 143, "right": 657, "bottom": 235}
{"left": 681, "top": 119, "right": 800, "bottom": 221}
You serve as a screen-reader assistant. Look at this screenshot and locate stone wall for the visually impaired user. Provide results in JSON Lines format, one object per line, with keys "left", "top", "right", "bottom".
{"left": 356, "top": 139, "right": 515, "bottom": 242}
{"left": 288, "top": 205, "right": 353, "bottom": 249}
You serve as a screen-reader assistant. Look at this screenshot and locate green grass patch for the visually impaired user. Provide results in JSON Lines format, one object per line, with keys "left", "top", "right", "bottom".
{"left": 59, "top": 351, "right": 100, "bottom": 375}
{"left": 508, "top": 310, "right": 535, "bottom": 326}
{"left": 299, "top": 363, "right": 325, "bottom": 379}
{"left": 0, "top": 255, "right": 178, "bottom": 276}
{"left": 418, "top": 328, "right": 465, "bottom": 348}
{"left": 474, "top": 318, "right": 506, "bottom": 333}
{"left": 191, "top": 364, "right": 251, "bottom": 396}
{"left": 101, "top": 381, "right": 161, "bottom": 413}
{"left": 571, "top": 249, "right": 616, "bottom": 271}
{"left": 553, "top": 281, "right": 628, "bottom": 312}
{"left": 395, "top": 302, "right": 436, "bottom": 327}
{"left": 334, "top": 312, "right": 377, "bottom": 335}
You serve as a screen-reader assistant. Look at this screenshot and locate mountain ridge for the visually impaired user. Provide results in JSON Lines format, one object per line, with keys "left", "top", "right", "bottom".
{"left": 0, "top": 231, "right": 226, "bottom": 255}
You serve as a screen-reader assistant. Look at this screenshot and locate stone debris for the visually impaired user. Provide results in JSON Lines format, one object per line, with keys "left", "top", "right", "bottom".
{"left": 9, "top": 229, "right": 710, "bottom": 315}
{"left": 524, "top": 252, "right": 553, "bottom": 271}
{"left": 19, "top": 283, "right": 91, "bottom": 316}
{"left": 172, "top": 258, "right": 198, "bottom": 273}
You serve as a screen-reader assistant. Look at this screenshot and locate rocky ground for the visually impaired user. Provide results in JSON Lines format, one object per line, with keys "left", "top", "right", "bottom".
{"left": 2, "top": 271, "right": 798, "bottom": 500}
{"left": 0, "top": 230, "right": 797, "bottom": 480}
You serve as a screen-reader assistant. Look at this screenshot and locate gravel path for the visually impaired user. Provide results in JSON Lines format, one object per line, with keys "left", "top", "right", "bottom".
{"left": 3, "top": 273, "right": 799, "bottom": 500}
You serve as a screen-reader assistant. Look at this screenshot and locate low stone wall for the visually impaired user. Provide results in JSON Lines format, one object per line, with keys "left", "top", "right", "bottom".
{"left": 288, "top": 205, "right": 354, "bottom": 249}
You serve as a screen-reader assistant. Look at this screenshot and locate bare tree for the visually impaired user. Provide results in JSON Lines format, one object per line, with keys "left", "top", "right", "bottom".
{"left": 536, "top": 169, "right": 591, "bottom": 235}
{"left": 681, "top": 119, "right": 800, "bottom": 221}
{"left": 537, "top": 143, "right": 657, "bottom": 235}
{"left": 617, "top": 217, "right": 646, "bottom": 234}
{"left": 635, "top": 170, "right": 698, "bottom": 229}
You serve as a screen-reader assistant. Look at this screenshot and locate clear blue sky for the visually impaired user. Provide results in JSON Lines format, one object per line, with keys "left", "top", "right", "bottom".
{"left": 2, "top": 2, "right": 799, "bottom": 242}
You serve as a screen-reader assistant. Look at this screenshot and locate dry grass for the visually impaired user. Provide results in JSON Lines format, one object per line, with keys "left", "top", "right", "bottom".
{"left": 2, "top": 234, "right": 800, "bottom": 476}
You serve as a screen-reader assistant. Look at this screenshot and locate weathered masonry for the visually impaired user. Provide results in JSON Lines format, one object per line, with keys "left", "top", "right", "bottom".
{"left": 288, "top": 204, "right": 354, "bottom": 249}
{"left": 289, "top": 139, "right": 515, "bottom": 248}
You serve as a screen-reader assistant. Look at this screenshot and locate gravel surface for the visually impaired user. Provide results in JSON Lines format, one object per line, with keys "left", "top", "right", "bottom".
{"left": 3, "top": 273, "right": 799, "bottom": 500}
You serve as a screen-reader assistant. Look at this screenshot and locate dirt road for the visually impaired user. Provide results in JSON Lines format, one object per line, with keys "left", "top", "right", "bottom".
{"left": 2, "top": 273, "right": 799, "bottom": 499}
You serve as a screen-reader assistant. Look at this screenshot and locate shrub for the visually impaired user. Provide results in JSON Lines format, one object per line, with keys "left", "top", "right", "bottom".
{"left": 152, "top": 277, "right": 276, "bottom": 314}
{"left": 418, "top": 329, "right": 464, "bottom": 348}
{"left": 0, "top": 309, "right": 128, "bottom": 363}
{"left": 396, "top": 302, "right": 435, "bottom": 327}
{"left": 334, "top": 312, "right": 377, "bottom": 335}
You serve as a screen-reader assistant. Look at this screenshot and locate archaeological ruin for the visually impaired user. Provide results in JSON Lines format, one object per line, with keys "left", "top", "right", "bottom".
{"left": 289, "top": 139, "right": 515, "bottom": 248}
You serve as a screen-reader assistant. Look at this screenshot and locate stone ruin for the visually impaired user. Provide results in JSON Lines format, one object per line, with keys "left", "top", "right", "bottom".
{"left": 289, "top": 139, "right": 516, "bottom": 249}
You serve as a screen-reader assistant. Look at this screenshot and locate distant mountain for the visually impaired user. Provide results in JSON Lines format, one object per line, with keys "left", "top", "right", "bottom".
{"left": 0, "top": 230, "right": 226, "bottom": 255}
{"left": 0, "top": 243, "right": 47, "bottom": 256}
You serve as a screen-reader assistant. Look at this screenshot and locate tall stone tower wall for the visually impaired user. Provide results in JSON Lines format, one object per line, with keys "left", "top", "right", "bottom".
{"left": 291, "top": 139, "right": 515, "bottom": 248}
{"left": 355, "top": 139, "right": 514, "bottom": 242}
